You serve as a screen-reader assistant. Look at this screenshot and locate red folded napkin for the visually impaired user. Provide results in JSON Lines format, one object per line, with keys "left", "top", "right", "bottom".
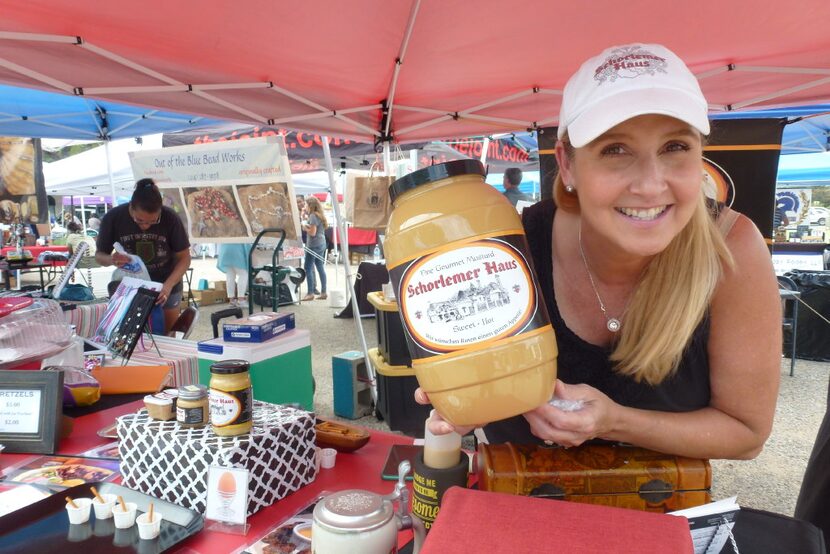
{"left": 419, "top": 487, "right": 693, "bottom": 553}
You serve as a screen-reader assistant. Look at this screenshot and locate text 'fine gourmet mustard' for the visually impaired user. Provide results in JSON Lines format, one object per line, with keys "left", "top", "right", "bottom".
{"left": 384, "top": 160, "right": 558, "bottom": 426}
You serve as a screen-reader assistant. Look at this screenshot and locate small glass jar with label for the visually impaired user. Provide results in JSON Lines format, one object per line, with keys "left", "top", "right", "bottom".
{"left": 209, "top": 360, "right": 253, "bottom": 436}
{"left": 177, "top": 384, "right": 208, "bottom": 428}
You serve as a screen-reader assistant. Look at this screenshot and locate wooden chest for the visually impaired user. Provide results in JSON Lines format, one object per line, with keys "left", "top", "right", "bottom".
{"left": 476, "top": 443, "right": 711, "bottom": 513}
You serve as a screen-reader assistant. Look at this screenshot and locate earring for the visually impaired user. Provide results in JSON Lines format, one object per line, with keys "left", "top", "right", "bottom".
{"left": 565, "top": 184, "right": 575, "bottom": 193}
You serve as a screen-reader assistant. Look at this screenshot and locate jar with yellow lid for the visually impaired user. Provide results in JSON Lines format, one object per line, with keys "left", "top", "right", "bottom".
{"left": 384, "top": 160, "right": 558, "bottom": 426}
{"left": 209, "top": 359, "right": 253, "bottom": 436}
{"left": 177, "top": 384, "right": 208, "bottom": 428}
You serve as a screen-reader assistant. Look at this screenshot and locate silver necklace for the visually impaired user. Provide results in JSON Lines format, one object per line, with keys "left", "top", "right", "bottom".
{"left": 578, "top": 226, "right": 621, "bottom": 333}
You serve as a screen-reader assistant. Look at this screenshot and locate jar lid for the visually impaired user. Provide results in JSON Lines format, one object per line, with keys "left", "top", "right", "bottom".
{"left": 388, "top": 159, "right": 486, "bottom": 202}
{"left": 313, "top": 489, "right": 393, "bottom": 533}
{"left": 210, "top": 359, "right": 250, "bottom": 375}
{"left": 178, "top": 384, "right": 207, "bottom": 400}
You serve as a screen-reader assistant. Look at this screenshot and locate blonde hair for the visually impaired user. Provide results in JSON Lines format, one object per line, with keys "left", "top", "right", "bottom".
{"left": 554, "top": 144, "right": 734, "bottom": 385}
{"left": 305, "top": 196, "right": 328, "bottom": 229}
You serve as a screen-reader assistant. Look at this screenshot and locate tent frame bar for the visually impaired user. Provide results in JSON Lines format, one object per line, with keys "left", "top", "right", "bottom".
{"left": 383, "top": 0, "right": 422, "bottom": 138}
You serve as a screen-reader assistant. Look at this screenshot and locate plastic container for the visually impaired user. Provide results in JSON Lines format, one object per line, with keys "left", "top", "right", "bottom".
{"left": 367, "top": 291, "right": 411, "bottom": 367}
{"left": 384, "top": 160, "right": 558, "bottom": 426}
{"left": 0, "top": 298, "right": 74, "bottom": 367}
{"left": 92, "top": 493, "right": 117, "bottom": 519}
{"left": 136, "top": 511, "right": 163, "bottom": 540}
{"left": 320, "top": 447, "right": 337, "bottom": 469}
{"left": 367, "top": 348, "right": 432, "bottom": 437}
{"left": 65, "top": 498, "right": 92, "bottom": 524}
{"left": 113, "top": 501, "right": 138, "bottom": 529}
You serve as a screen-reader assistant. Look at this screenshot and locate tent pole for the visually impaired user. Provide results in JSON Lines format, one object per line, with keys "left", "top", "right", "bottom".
{"left": 480, "top": 137, "right": 490, "bottom": 165}
{"left": 383, "top": 142, "right": 392, "bottom": 176}
{"left": 80, "top": 196, "right": 86, "bottom": 229}
{"left": 321, "top": 135, "right": 377, "bottom": 405}
{"left": 105, "top": 140, "right": 116, "bottom": 210}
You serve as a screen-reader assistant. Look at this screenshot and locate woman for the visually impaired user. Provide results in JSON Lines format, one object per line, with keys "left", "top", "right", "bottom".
{"left": 302, "top": 196, "right": 328, "bottom": 301}
{"left": 96, "top": 178, "right": 191, "bottom": 333}
{"left": 418, "top": 43, "right": 780, "bottom": 460}
{"left": 217, "top": 242, "right": 253, "bottom": 306}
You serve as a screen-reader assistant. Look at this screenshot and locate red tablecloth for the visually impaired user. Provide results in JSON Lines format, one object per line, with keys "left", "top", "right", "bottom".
{"left": 333, "top": 227, "right": 377, "bottom": 246}
{"left": 1, "top": 245, "right": 69, "bottom": 266}
{"left": 0, "top": 401, "right": 414, "bottom": 553}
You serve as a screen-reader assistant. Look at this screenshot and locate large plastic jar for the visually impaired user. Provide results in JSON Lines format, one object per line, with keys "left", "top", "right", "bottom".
{"left": 384, "top": 160, "right": 558, "bottom": 426}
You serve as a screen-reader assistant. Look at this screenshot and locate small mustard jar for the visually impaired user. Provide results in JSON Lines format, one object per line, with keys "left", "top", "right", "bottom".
{"left": 176, "top": 384, "right": 208, "bottom": 428}
{"left": 209, "top": 360, "right": 253, "bottom": 436}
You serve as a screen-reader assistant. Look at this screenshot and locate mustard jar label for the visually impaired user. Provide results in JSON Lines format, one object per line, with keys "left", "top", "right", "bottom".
{"left": 209, "top": 388, "right": 252, "bottom": 427}
{"left": 391, "top": 235, "right": 544, "bottom": 358}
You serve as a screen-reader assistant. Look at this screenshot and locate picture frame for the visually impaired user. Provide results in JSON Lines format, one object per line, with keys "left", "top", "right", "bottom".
{"left": 0, "top": 370, "right": 63, "bottom": 454}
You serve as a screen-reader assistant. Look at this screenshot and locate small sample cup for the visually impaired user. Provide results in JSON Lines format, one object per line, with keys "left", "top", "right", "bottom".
{"left": 66, "top": 498, "right": 93, "bottom": 525}
{"left": 136, "top": 511, "right": 163, "bottom": 540}
{"left": 113, "top": 501, "right": 138, "bottom": 529}
{"left": 320, "top": 447, "right": 337, "bottom": 469}
{"left": 93, "top": 493, "right": 118, "bottom": 520}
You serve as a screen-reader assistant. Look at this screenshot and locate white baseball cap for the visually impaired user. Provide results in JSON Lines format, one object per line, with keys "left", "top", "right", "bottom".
{"left": 557, "top": 43, "right": 710, "bottom": 147}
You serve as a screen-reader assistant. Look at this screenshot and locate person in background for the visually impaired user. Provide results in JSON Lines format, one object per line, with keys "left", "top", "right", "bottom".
{"left": 417, "top": 42, "right": 780, "bottom": 461}
{"left": 217, "top": 242, "right": 253, "bottom": 307}
{"left": 301, "top": 195, "right": 328, "bottom": 301}
{"left": 63, "top": 210, "right": 81, "bottom": 227}
{"left": 96, "top": 178, "right": 191, "bottom": 333}
{"left": 87, "top": 212, "right": 102, "bottom": 232}
{"left": 65, "top": 221, "right": 95, "bottom": 256}
{"left": 297, "top": 194, "right": 308, "bottom": 243}
{"left": 502, "top": 167, "right": 530, "bottom": 207}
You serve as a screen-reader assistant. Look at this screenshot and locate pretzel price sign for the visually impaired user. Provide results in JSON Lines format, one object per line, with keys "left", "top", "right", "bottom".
{"left": 0, "top": 370, "right": 63, "bottom": 454}
{"left": 0, "top": 389, "right": 41, "bottom": 434}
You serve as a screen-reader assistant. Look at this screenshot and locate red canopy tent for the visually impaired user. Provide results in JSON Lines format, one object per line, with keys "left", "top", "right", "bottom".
{"left": 0, "top": 1, "right": 829, "bottom": 144}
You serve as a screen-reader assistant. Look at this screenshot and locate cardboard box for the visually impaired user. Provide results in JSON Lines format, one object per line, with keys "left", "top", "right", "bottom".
{"left": 212, "top": 280, "right": 227, "bottom": 292}
{"left": 223, "top": 311, "right": 295, "bottom": 343}
{"left": 193, "top": 289, "right": 226, "bottom": 305}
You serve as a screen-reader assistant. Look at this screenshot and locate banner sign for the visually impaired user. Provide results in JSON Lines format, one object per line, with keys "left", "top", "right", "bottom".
{"left": 162, "top": 125, "right": 538, "bottom": 173}
{"left": 0, "top": 137, "right": 47, "bottom": 225}
{"left": 536, "top": 119, "right": 785, "bottom": 238}
{"left": 129, "top": 136, "right": 302, "bottom": 244}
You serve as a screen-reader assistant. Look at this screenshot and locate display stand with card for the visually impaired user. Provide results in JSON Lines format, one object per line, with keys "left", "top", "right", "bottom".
{"left": 205, "top": 465, "right": 250, "bottom": 535}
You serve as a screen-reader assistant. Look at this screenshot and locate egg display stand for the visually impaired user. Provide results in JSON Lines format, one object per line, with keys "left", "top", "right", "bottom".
{"left": 247, "top": 227, "right": 292, "bottom": 314}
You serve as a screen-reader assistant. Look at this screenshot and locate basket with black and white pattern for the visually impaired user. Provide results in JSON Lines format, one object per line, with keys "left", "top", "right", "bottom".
{"left": 117, "top": 400, "right": 317, "bottom": 516}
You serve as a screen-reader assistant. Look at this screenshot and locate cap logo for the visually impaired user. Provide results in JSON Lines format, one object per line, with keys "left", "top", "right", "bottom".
{"left": 594, "top": 46, "right": 668, "bottom": 84}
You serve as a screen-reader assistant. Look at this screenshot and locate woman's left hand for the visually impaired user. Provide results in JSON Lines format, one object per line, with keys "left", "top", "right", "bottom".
{"left": 524, "top": 380, "right": 618, "bottom": 447}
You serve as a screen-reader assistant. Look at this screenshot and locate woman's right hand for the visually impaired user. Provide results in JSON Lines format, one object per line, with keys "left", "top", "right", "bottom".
{"left": 414, "top": 388, "right": 478, "bottom": 436}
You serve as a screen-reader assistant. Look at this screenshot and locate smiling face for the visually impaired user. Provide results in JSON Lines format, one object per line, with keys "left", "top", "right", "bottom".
{"left": 557, "top": 114, "right": 704, "bottom": 259}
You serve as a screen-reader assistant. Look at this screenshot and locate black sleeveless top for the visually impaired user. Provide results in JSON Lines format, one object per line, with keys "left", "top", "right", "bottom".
{"left": 483, "top": 199, "right": 711, "bottom": 444}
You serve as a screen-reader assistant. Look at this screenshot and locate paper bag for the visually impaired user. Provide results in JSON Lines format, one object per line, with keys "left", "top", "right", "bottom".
{"left": 346, "top": 172, "right": 395, "bottom": 230}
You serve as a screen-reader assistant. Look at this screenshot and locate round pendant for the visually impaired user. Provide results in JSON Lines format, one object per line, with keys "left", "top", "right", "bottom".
{"left": 606, "top": 318, "right": 621, "bottom": 333}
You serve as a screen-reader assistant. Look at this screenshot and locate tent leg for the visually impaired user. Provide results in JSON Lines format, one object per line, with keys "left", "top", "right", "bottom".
{"left": 321, "top": 136, "right": 377, "bottom": 406}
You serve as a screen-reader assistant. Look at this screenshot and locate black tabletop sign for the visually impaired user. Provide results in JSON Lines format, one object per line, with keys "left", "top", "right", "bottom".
{"left": 0, "top": 369, "right": 63, "bottom": 454}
